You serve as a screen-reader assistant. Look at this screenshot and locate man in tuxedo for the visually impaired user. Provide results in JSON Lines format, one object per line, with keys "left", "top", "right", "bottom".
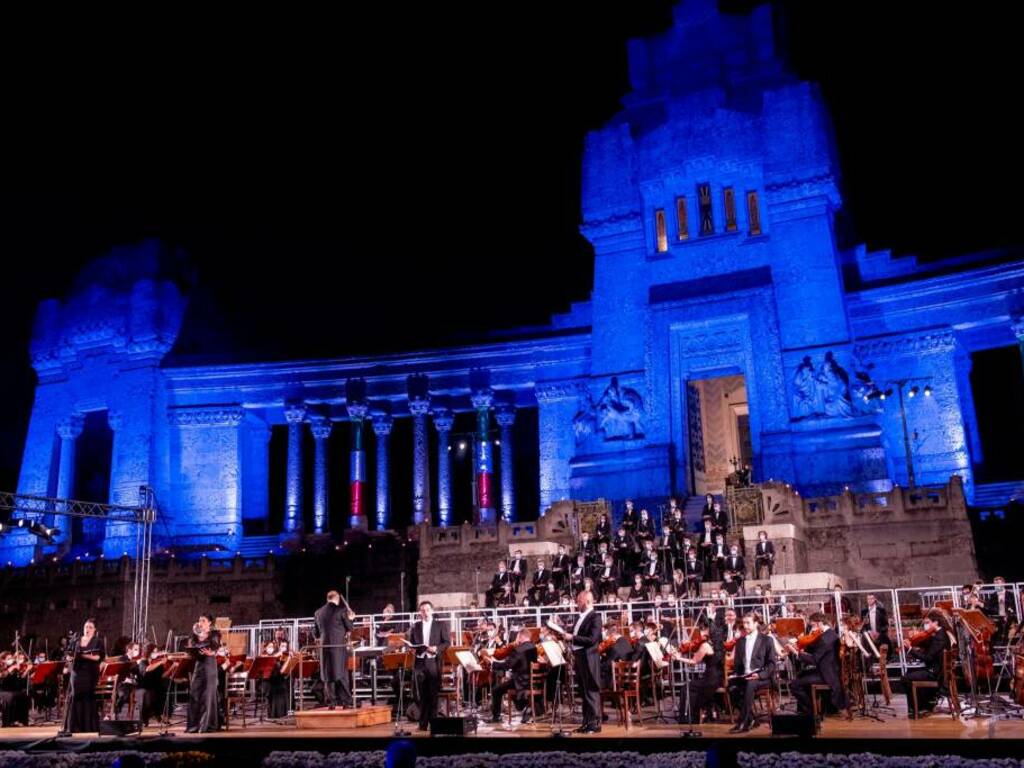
{"left": 487, "top": 628, "right": 538, "bottom": 725}
{"left": 565, "top": 590, "right": 603, "bottom": 733}
{"left": 985, "top": 576, "right": 1018, "bottom": 644}
{"left": 722, "top": 544, "right": 746, "bottom": 590}
{"left": 710, "top": 501, "right": 729, "bottom": 537}
{"left": 753, "top": 531, "right": 775, "bottom": 579}
{"left": 577, "top": 533, "right": 596, "bottom": 566}
{"left": 902, "top": 610, "right": 951, "bottom": 715}
{"left": 313, "top": 590, "right": 356, "bottom": 709}
{"left": 528, "top": 559, "right": 551, "bottom": 604}
{"left": 487, "top": 561, "right": 512, "bottom": 608}
{"left": 860, "top": 593, "right": 892, "bottom": 650}
{"left": 790, "top": 613, "right": 847, "bottom": 719}
{"left": 551, "top": 544, "right": 572, "bottom": 594}
{"left": 407, "top": 600, "right": 451, "bottom": 731}
{"left": 728, "top": 613, "right": 776, "bottom": 732}
{"left": 508, "top": 551, "right": 528, "bottom": 594}
{"left": 594, "top": 553, "right": 620, "bottom": 603}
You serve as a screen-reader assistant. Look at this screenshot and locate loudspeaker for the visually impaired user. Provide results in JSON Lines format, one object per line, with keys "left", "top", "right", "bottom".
{"left": 99, "top": 719, "right": 143, "bottom": 736}
{"left": 770, "top": 713, "right": 816, "bottom": 738}
{"left": 430, "top": 715, "right": 477, "bottom": 736}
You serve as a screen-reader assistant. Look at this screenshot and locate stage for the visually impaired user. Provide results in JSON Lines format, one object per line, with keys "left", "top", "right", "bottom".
{"left": 3, "top": 713, "right": 1024, "bottom": 766}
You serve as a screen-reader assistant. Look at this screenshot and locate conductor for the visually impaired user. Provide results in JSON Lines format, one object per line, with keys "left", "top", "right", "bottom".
{"left": 313, "top": 590, "right": 356, "bottom": 709}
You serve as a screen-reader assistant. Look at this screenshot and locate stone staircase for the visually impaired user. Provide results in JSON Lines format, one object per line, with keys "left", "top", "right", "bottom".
{"left": 235, "top": 534, "right": 283, "bottom": 558}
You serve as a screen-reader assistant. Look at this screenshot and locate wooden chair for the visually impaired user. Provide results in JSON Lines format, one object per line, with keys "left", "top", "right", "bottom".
{"left": 526, "top": 661, "right": 549, "bottom": 722}
{"left": 809, "top": 683, "right": 832, "bottom": 721}
{"left": 223, "top": 670, "right": 250, "bottom": 730}
{"left": 612, "top": 660, "right": 644, "bottom": 730}
{"left": 910, "top": 649, "right": 960, "bottom": 719}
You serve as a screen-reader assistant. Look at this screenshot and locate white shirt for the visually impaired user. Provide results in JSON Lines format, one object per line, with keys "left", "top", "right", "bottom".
{"left": 572, "top": 608, "right": 593, "bottom": 651}
{"left": 868, "top": 605, "right": 878, "bottom": 632}
{"left": 744, "top": 630, "right": 758, "bottom": 674}
{"left": 419, "top": 619, "right": 433, "bottom": 658}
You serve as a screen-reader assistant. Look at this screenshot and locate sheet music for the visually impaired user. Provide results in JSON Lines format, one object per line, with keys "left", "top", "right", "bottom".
{"left": 644, "top": 641, "right": 668, "bottom": 668}
{"left": 545, "top": 620, "right": 570, "bottom": 637}
{"left": 540, "top": 640, "right": 565, "bottom": 667}
{"left": 454, "top": 650, "right": 483, "bottom": 672}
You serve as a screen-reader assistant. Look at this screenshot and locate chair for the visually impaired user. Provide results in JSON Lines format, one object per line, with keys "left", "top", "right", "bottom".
{"left": 223, "top": 671, "right": 250, "bottom": 730}
{"left": 612, "top": 660, "right": 644, "bottom": 730}
{"left": 714, "top": 686, "right": 733, "bottom": 721}
{"left": 908, "top": 649, "right": 960, "bottom": 720}
{"left": 526, "top": 661, "right": 549, "bottom": 722}
{"left": 809, "top": 683, "right": 832, "bottom": 721}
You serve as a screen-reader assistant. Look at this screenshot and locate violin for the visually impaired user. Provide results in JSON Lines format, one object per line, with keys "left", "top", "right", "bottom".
{"left": 598, "top": 636, "right": 617, "bottom": 655}
{"left": 795, "top": 627, "right": 825, "bottom": 650}
{"left": 905, "top": 625, "right": 937, "bottom": 648}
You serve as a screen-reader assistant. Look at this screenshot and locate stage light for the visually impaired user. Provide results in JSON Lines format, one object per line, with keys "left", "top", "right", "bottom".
{"left": 458, "top": 441, "right": 467, "bottom": 451}
{"left": 879, "top": 392, "right": 886, "bottom": 400}
{"left": 923, "top": 385, "right": 932, "bottom": 397}
{"left": 908, "top": 386, "right": 919, "bottom": 398}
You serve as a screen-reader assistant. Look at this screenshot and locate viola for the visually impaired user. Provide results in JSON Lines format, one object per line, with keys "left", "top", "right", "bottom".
{"left": 905, "top": 625, "right": 937, "bottom": 648}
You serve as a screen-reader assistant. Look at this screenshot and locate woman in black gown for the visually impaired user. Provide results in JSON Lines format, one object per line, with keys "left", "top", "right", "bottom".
{"left": 186, "top": 613, "right": 221, "bottom": 733}
{"left": 678, "top": 620, "right": 725, "bottom": 724}
{"left": 68, "top": 618, "right": 106, "bottom": 733}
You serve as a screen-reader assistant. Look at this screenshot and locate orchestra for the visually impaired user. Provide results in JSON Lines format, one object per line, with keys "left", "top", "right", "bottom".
{"left": 0, "top": 496, "right": 1018, "bottom": 738}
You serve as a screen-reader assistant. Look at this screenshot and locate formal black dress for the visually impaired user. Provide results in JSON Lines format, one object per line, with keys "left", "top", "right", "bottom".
{"left": 186, "top": 630, "right": 221, "bottom": 732}
{"left": 679, "top": 633, "right": 725, "bottom": 723}
{"left": 138, "top": 659, "right": 167, "bottom": 727}
{"left": 69, "top": 635, "right": 105, "bottom": 732}
{"left": 267, "top": 658, "right": 290, "bottom": 718}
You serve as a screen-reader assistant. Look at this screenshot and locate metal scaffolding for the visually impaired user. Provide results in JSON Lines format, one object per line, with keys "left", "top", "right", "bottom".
{"left": 0, "top": 486, "right": 157, "bottom": 642}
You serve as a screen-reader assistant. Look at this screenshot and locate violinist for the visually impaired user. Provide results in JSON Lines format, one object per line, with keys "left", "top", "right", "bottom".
{"left": 486, "top": 628, "right": 538, "bottom": 725}
{"left": 901, "top": 609, "right": 952, "bottom": 716}
{"left": 138, "top": 643, "right": 167, "bottom": 727}
{"left": 677, "top": 620, "right": 723, "bottom": 724}
{"left": 264, "top": 630, "right": 290, "bottom": 719}
{"left": 68, "top": 617, "right": 106, "bottom": 733}
{"left": 186, "top": 613, "right": 221, "bottom": 733}
{"left": 599, "top": 622, "right": 635, "bottom": 689}
{"left": 114, "top": 642, "right": 144, "bottom": 719}
{"left": 0, "top": 651, "right": 31, "bottom": 726}
{"left": 860, "top": 593, "right": 891, "bottom": 650}
{"left": 788, "top": 613, "right": 847, "bottom": 719}
{"left": 754, "top": 530, "right": 775, "bottom": 579}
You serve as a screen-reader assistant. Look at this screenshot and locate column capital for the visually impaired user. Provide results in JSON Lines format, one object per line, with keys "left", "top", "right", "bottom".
{"left": 57, "top": 414, "right": 85, "bottom": 441}
{"left": 432, "top": 408, "right": 455, "bottom": 433}
{"left": 495, "top": 405, "right": 516, "bottom": 428}
{"left": 372, "top": 414, "right": 394, "bottom": 437}
{"left": 309, "top": 416, "right": 333, "bottom": 441}
{"left": 471, "top": 390, "right": 494, "bottom": 410}
{"left": 107, "top": 410, "right": 123, "bottom": 432}
{"left": 346, "top": 402, "right": 369, "bottom": 421}
{"left": 284, "top": 404, "right": 307, "bottom": 424}
{"left": 408, "top": 396, "right": 431, "bottom": 417}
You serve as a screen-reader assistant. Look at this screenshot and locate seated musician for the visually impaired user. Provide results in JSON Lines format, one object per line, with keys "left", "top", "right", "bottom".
{"left": 860, "top": 593, "right": 892, "bottom": 650}
{"left": 594, "top": 553, "right": 620, "bottom": 603}
{"left": 114, "top": 642, "right": 145, "bottom": 718}
{"left": 901, "top": 609, "right": 953, "bottom": 716}
{"left": 678, "top": 619, "right": 724, "bottom": 724}
{"left": 486, "top": 628, "right": 538, "bottom": 726}
{"left": 788, "top": 612, "right": 848, "bottom": 719}
{"left": 727, "top": 613, "right": 776, "bottom": 733}
{"left": 0, "top": 651, "right": 32, "bottom": 727}
{"left": 488, "top": 561, "right": 513, "bottom": 608}
{"left": 754, "top": 530, "right": 775, "bottom": 579}
{"left": 527, "top": 559, "right": 551, "bottom": 604}
{"left": 551, "top": 544, "right": 571, "bottom": 594}
{"left": 599, "top": 622, "right": 635, "bottom": 689}
{"left": 723, "top": 544, "right": 746, "bottom": 589}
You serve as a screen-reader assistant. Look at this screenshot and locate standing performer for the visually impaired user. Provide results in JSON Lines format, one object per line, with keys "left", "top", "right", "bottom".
{"left": 753, "top": 531, "right": 775, "bottom": 579}
{"left": 678, "top": 620, "right": 724, "bottom": 723}
{"left": 313, "top": 590, "right": 356, "bottom": 709}
{"left": 67, "top": 617, "right": 106, "bottom": 733}
{"left": 185, "top": 613, "right": 221, "bottom": 733}
{"left": 407, "top": 600, "right": 450, "bottom": 731}
{"left": 565, "top": 590, "right": 602, "bottom": 733}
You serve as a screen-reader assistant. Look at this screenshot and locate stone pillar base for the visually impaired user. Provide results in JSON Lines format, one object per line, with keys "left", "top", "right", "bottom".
{"left": 349, "top": 515, "right": 368, "bottom": 532}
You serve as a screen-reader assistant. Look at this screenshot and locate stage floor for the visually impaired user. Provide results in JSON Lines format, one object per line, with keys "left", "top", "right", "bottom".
{"left": 3, "top": 714, "right": 1024, "bottom": 743}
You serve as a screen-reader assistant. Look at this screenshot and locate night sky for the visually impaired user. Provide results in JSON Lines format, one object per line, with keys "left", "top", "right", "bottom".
{"left": 1, "top": 2, "right": 1021, "bottom": 491}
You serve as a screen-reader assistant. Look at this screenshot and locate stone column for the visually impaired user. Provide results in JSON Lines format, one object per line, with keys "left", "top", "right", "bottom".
{"left": 283, "top": 404, "right": 307, "bottom": 534}
{"left": 53, "top": 414, "right": 84, "bottom": 545}
{"left": 496, "top": 405, "right": 516, "bottom": 523}
{"left": 347, "top": 400, "right": 369, "bottom": 532}
{"left": 309, "top": 416, "right": 332, "bottom": 534}
{"left": 472, "top": 390, "right": 496, "bottom": 525}
{"left": 373, "top": 414, "right": 393, "bottom": 530}
{"left": 1013, "top": 317, "right": 1024, "bottom": 370}
{"left": 408, "top": 374, "right": 432, "bottom": 526}
{"left": 433, "top": 409, "right": 454, "bottom": 527}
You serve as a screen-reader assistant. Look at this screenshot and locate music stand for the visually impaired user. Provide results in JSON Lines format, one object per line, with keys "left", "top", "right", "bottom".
{"left": 248, "top": 655, "right": 281, "bottom": 723}
{"left": 159, "top": 655, "right": 193, "bottom": 734}
{"left": 29, "top": 662, "right": 62, "bottom": 725}
{"left": 383, "top": 650, "right": 414, "bottom": 735}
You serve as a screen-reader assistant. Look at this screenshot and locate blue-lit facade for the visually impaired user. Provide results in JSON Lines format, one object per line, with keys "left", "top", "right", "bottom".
{"left": 3, "top": 0, "right": 1023, "bottom": 566}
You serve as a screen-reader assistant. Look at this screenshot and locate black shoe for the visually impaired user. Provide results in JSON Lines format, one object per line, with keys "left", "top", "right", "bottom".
{"left": 185, "top": 727, "right": 198, "bottom": 734}
{"left": 728, "top": 722, "right": 744, "bottom": 733}
{"left": 520, "top": 716, "right": 534, "bottom": 725}
{"left": 573, "top": 724, "right": 591, "bottom": 733}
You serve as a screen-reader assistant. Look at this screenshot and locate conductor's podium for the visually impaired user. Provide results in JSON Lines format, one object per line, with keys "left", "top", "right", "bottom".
{"left": 294, "top": 704, "right": 392, "bottom": 730}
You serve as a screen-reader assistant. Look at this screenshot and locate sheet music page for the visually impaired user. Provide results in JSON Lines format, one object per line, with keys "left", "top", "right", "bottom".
{"left": 540, "top": 640, "right": 565, "bottom": 667}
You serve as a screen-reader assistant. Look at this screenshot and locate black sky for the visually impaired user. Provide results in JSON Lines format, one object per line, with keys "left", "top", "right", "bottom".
{"left": 1, "top": 2, "right": 1022, "bottom": 489}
